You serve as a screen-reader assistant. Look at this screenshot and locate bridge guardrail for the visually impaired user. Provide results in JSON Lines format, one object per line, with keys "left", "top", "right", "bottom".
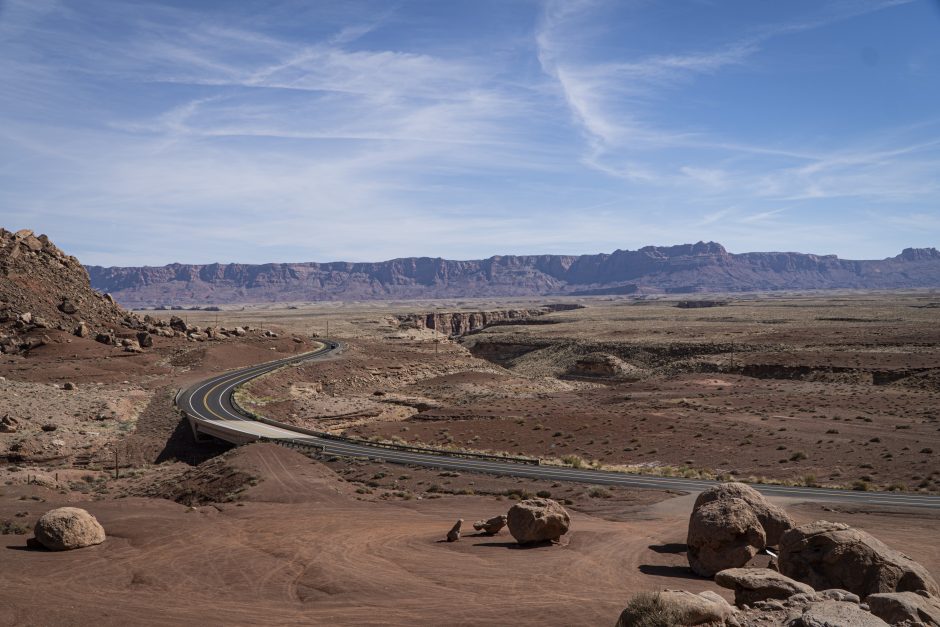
{"left": 230, "top": 382, "right": 540, "bottom": 465}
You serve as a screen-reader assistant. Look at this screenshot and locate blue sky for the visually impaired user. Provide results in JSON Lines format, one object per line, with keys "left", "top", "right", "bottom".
{"left": 1, "top": 0, "right": 938, "bottom": 266}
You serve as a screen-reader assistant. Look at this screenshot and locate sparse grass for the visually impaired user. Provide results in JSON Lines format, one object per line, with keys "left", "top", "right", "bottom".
{"left": 615, "top": 592, "right": 682, "bottom": 627}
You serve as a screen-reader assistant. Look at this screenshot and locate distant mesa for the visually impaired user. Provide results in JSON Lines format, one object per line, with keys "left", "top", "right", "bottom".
{"left": 80, "top": 241, "right": 940, "bottom": 307}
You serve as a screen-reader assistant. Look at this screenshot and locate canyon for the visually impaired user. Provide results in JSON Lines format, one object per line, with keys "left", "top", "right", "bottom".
{"left": 86, "top": 242, "right": 940, "bottom": 307}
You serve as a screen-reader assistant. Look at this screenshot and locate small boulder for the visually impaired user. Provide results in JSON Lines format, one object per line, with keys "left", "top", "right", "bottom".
{"left": 616, "top": 590, "right": 734, "bottom": 627}
{"left": 867, "top": 591, "right": 940, "bottom": 626}
{"left": 169, "top": 316, "right": 189, "bottom": 332}
{"left": 446, "top": 519, "right": 462, "bottom": 542}
{"left": 62, "top": 382, "right": 76, "bottom": 391}
{"left": 0, "top": 413, "right": 19, "bottom": 433}
{"left": 33, "top": 507, "right": 106, "bottom": 551}
{"left": 715, "top": 568, "right": 813, "bottom": 605}
{"left": 95, "top": 331, "right": 115, "bottom": 346}
{"left": 73, "top": 321, "right": 89, "bottom": 338}
{"left": 507, "top": 498, "right": 570, "bottom": 544}
{"left": 694, "top": 482, "right": 793, "bottom": 545}
{"left": 473, "top": 515, "right": 507, "bottom": 536}
{"left": 794, "top": 600, "right": 889, "bottom": 627}
{"left": 58, "top": 300, "right": 78, "bottom": 315}
{"left": 779, "top": 521, "right": 940, "bottom": 597}
{"left": 136, "top": 331, "right": 153, "bottom": 348}
{"left": 687, "top": 497, "right": 766, "bottom": 577}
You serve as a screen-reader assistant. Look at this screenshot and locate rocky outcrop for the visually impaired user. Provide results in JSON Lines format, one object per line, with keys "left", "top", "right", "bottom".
{"left": 566, "top": 352, "right": 642, "bottom": 379}
{"left": 506, "top": 498, "right": 570, "bottom": 544}
{"left": 779, "top": 521, "right": 940, "bottom": 598}
{"left": 693, "top": 482, "right": 793, "bottom": 545}
{"left": 396, "top": 304, "right": 580, "bottom": 337}
{"left": 86, "top": 242, "right": 940, "bottom": 306}
{"left": 715, "top": 568, "right": 814, "bottom": 605}
{"left": 866, "top": 591, "right": 940, "bottom": 626}
{"left": 473, "top": 515, "right": 507, "bottom": 536}
{"left": 687, "top": 497, "right": 766, "bottom": 577}
{"left": 0, "top": 228, "right": 142, "bottom": 353}
{"left": 33, "top": 507, "right": 106, "bottom": 550}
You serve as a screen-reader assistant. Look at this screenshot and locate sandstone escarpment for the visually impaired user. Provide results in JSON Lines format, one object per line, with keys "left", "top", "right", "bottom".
{"left": 395, "top": 304, "right": 581, "bottom": 337}
{"left": 87, "top": 242, "right": 940, "bottom": 306}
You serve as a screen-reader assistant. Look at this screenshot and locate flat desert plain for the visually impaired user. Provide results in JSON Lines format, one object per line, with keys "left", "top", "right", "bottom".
{"left": 1, "top": 292, "right": 938, "bottom": 625}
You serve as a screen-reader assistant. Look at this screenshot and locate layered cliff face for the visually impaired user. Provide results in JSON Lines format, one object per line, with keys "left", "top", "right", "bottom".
{"left": 85, "top": 242, "right": 940, "bottom": 306}
{"left": 396, "top": 304, "right": 582, "bottom": 337}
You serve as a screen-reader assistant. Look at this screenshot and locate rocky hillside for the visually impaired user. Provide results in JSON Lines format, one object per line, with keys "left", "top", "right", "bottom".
{"left": 86, "top": 241, "right": 940, "bottom": 306}
{"left": 0, "top": 228, "right": 142, "bottom": 354}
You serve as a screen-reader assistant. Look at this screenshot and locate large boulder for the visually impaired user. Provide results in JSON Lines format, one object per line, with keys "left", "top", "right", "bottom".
{"left": 507, "top": 498, "right": 570, "bottom": 544}
{"left": 793, "top": 600, "right": 890, "bottom": 626}
{"left": 615, "top": 590, "right": 734, "bottom": 627}
{"left": 866, "top": 591, "right": 940, "bottom": 626}
{"left": 715, "top": 567, "right": 814, "bottom": 605}
{"left": 779, "top": 521, "right": 940, "bottom": 598}
{"left": 687, "top": 497, "right": 766, "bottom": 577}
{"left": 33, "top": 507, "right": 106, "bottom": 551}
{"left": 694, "top": 482, "right": 793, "bottom": 545}
{"left": 169, "top": 316, "right": 189, "bottom": 333}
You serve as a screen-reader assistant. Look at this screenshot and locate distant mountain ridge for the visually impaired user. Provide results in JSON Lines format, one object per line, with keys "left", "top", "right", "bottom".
{"left": 85, "top": 242, "right": 940, "bottom": 306}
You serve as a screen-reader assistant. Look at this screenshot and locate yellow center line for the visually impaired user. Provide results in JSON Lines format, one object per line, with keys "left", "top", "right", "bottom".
{"left": 197, "top": 345, "right": 329, "bottom": 423}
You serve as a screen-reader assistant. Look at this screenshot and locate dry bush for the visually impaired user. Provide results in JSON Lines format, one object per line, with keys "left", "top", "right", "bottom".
{"left": 615, "top": 592, "right": 682, "bottom": 627}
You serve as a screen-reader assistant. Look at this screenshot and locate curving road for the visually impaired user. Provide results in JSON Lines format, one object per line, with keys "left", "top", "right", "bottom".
{"left": 179, "top": 341, "right": 940, "bottom": 510}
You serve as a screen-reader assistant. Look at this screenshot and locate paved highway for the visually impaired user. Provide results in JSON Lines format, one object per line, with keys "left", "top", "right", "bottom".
{"left": 179, "top": 341, "right": 940, "bottom": 509}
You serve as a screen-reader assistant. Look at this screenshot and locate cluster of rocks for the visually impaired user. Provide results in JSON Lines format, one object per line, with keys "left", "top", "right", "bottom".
{"left": 445, "top": 498, "right": 570, "bottom": 545}
{"left": 618, "top": 482, "right": 940, "bottom": 626}
{"left": 150, "top": 315, "right": 256, "bottom": 343}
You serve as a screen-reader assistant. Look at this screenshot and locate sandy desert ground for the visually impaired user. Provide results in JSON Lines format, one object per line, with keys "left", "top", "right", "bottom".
{"left": 1, "top": 292, "right": 938, "bottom": 625}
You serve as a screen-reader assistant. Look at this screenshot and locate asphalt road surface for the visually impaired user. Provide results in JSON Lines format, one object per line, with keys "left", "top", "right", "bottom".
{"left": 179, "top": 341, "right": 940, "bottom": 509}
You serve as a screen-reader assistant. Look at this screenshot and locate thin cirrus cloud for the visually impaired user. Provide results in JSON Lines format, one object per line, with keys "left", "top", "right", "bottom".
{"left": 0, "top": 0, "right": 938, "bottom": 266}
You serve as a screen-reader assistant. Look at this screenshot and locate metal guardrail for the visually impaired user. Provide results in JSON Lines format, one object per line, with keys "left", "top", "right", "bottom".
{"left": 229, "top": 377, "right": 540, "bottom": 465}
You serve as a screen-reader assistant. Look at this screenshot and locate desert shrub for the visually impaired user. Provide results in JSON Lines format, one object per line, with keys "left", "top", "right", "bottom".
{"left": 588, "top": 486, "right": 612, "bottom": 499}
{"left": 561, "top": 454, "right": 586, "bottom": 469}
{"left": 0, "top": 519, "right": 29, "bottom": 535}
{"left": 616, "top": 592, "right": 682, "bottom": 627}
{"left": 789, "top": 451, "right": 808, "bottom": 461}
{"left": 536, "top": 490, "right": 552, "bottom": 498}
